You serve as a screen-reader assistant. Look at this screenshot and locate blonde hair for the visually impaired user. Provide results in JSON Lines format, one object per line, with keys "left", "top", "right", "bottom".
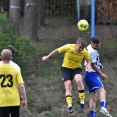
{"left": 76, "top": 38, "right": 87, "bottom": 47}
{"left": 1, "top": 49, "right": 12, "bottom": 60}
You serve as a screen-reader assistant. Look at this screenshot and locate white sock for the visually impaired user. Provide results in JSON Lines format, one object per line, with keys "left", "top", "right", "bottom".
{"left": 68, "top": 104, "right": 72, "bottom": 108}
{"left": 80, "top": 100, "right": 85, "bottom": 104}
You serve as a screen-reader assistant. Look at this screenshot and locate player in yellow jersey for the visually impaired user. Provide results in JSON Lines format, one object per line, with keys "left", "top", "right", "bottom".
{"left": 0, "top": 49, "right": 27, "bottom": 117}
{"left": 1, "top": 45, "right": 22, "bottom": 117}
{"left": 42, "top": 38, "right": 91, "bottom": 113}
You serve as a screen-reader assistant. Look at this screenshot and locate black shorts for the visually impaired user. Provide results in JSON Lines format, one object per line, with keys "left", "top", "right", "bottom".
{"left": 61, "top": 67, "right": 82, "bottom": 82}
{"left": 0, "top": 106, "right": 20, "bottom": 117}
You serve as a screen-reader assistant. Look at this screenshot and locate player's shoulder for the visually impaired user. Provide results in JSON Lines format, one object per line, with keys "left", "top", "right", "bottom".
{"left": 66, "top": 44, "right": 75, "bottom": 49}
{"left": 87, "top": 44, "right": 92, "bottom": 50}
{"left": 83, "top": 48, "right": 88, "bottom": 52}
{"left": 87, "top": 44, "right": 95, "bottom": 53}
{"left": 10, "top": 61, "right": 19, "bottom": 66}
{"left": 10, "top": 61, "right": 21, "bottom": 71}
{"left": 81, "top": 48, "right": 90, "bottom": 57}
{"left": 68, "top": 44, "right": 75, "bottom": 46}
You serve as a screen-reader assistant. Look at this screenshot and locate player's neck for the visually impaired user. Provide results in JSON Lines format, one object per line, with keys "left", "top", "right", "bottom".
{"left": 2, "top": 60, "right": 10, "bottom": 64}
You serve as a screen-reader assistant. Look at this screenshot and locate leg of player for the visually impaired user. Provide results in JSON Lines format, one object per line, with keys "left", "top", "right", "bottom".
{"left": 97, "top": 88, "right": 112, "bottom": 117}
{"left": 64, "top": 80, "right": 74, "bottom": 113}
{"left": 74, "top": 74, "right": 85, "bottom": 113}
{"left": 89, "top": 92, "right": 98, "bottom": 117}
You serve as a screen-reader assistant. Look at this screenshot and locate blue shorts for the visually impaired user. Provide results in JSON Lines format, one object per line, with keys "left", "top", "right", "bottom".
{"left": 84, "top": 71, "right": 104, "bottom": 93}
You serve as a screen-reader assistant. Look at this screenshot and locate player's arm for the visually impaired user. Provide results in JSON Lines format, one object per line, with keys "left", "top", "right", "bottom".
{"left": 42, "top": 49, "right": 58, "bottom": 61}
{"left": 84, "top": 50, "right": 91, "bottom": 72}
{"left": 86, "top": 59, "right": 91, "bottom": 72}
{"left": 18, "top": 83, "right": 27, "bottom": 109}
{"left": 91, "top": 63, "right": 108, "bottom": 80}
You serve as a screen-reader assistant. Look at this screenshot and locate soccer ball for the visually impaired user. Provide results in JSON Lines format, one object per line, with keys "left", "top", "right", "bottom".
{"left": 77, "top": 19, "right": 89, "bottom": 31}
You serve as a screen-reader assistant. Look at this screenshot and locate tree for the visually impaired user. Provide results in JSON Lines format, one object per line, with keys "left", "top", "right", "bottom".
{"left": 84, "top": 0, "right": 91, "bottom": 23}
{"left": 9, "top": 0, "right": 20, "bottom": 36}
{"left": 38, "top": 0, "right": 46, "bottom": 27}
{"left": 24, "top": 0, "right": 39, "bottom": 41}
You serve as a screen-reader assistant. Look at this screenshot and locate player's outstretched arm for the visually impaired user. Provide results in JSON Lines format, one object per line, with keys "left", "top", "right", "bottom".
{"left": 18, "top": 84, "right": 27, "bottom": 109}
{"left": 42, "top": 49, "right": 58, "bottom": 61}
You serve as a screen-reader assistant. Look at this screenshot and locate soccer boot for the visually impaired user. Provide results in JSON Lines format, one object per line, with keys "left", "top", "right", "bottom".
{"left": 100, "top": 107, "right": 112, "bottom": 117}
{"left": 78, "top": 104, "right": 85, "bottom": 113}
{"left": 68, "top": 106, "right": 74, "bottom": 113}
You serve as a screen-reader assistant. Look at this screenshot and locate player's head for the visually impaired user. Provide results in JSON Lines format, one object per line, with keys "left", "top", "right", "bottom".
{"left": 76, "top": 38, "right": 87, "bottom": 52}
{"left": 91, "top": 36, "right": 100, "bottom": 50}
{"left": 4, "top": 45, "right": 16, "bottom": 56}
{"left": 1, "top": 49, "right": 12, "bottom": 61}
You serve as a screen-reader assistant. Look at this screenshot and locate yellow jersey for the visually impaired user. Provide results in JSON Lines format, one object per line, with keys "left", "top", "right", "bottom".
{"left": 0, "top": 64, "right": 24, "bottom": 107}
{"left": 58, "top": 44, "right": 90, "bottom": 69}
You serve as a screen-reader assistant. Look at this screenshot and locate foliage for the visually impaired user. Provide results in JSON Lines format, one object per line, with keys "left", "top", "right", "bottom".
{"left": 99, "top": 40, "right": 117, "bottom": 61}
{"left": 0, "top": 10, "right": 36, "bottom": 75}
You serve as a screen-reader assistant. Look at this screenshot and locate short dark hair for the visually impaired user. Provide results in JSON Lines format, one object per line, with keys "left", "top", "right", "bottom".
{"left": 4, "top": 45, "right": 17, "bottom": 56}
{"left": 91, "top": 36, "right": 100, "bottom": 44}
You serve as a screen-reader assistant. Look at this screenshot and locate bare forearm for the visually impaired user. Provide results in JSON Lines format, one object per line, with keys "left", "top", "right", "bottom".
{"left": 92, "top": 63, "right": 108, "bottom": 80}
{"left": 18, "top": 84, "right": 27, "bottom": 109}
{"left": 47, "top": 49, "right": 58, "bottom": 58}
{"left": 18, "top": 84, "right": 27, "bottom": 101}
{"left": 92, "top": 64, "right": 103, "bottom": 76}
{"left": 87, "top": 60, "right": 91, "bottom": 66}
{"left": 86, "top": 60, "right": 91, "bottom": 72}
{"left": 42, "top": 49, "right": 58, "bottom": 61}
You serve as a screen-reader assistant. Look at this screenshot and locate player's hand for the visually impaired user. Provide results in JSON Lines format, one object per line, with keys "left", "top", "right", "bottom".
{"left": 101, "top": 73, "right": 108, "bottom": 81}
{"left": 21, "top": 100, "right": 27, "bottom": 109}
{"left": 42, "top": 56, "right": 48, "bottom": 61}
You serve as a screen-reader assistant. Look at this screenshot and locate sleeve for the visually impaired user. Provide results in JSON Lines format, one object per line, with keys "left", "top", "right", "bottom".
{"left": 90, "top": 51, "right": 103, "bottom": 69}
{"left": 90, "top": 51, "right": 97, "bottom": 63}
{"left": 57, "top": 44, "right": 68, "bottom": 53}
{"left": 17, "top": 71, "right": 24, "bottom": 84}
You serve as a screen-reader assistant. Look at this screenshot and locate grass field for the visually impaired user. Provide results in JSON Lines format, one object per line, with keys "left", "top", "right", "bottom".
{"left": 20, "top": 38, "right": 117, "bottom": 117}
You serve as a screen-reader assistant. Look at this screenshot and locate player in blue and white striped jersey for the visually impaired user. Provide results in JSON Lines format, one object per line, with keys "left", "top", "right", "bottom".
{"left": 84, "top": 36, "right": 112, "bottom": 117}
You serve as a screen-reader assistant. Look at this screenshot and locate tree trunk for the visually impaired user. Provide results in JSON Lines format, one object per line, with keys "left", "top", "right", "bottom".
{"left": 24, "top": 0, "right": 39, "bottom": 41}
{"left": 38, "top": 0, "right": 46, "bottom": 27}
{"left": 9, "top": 0, "right": 20, "bottom": 36}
